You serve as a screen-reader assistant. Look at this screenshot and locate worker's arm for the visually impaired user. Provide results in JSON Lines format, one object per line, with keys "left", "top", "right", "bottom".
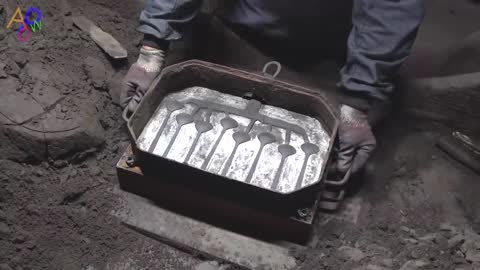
{"left": 336, "top": 0, "right": 425, "bottom": 175}
{"left": 121, "top": 0, "right": 203, "bottom": 116}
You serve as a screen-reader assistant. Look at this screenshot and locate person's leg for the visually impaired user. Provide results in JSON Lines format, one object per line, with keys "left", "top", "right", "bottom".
{"left": 139, "top": 0, "right": 204, "bottom": 45}
{"left": 339, "top": 0, "right": 425, "bottom": 104}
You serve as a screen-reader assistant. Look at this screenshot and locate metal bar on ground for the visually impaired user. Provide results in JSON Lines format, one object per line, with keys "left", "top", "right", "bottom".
{"left": 113, "top": 190, "right": 299, "bottom": 270}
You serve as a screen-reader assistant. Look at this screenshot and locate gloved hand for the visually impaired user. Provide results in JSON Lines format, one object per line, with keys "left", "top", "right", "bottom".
{"left": 336, "top": 104, "right": 377, "bottom": 175}
{"left": 121, "top": 46, "right": 166, "bottom": 116}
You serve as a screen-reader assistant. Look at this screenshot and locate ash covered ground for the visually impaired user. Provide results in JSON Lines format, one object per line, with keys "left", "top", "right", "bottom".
{"left": 0, "top": 0, "right": 480, "bottom": 269}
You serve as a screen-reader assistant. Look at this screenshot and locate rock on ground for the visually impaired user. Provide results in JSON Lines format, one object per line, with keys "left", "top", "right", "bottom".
{"left": 399, "top": 260, "right": 429, "bottom": 270}
{"left": 339, "top": 246, "right": 366, "bottom": 262}
{"left": 461, "top": 228, "right": 480, "bottom": 263}
{"left": 448, "top": 233, "right": 466, "bottom": 248}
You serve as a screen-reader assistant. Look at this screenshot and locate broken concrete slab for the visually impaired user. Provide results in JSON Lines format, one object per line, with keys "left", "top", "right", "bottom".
{"left": 1, "top": 86, "right": 104, "bottom": 161}
{"left": 0, "top": 77, "right": 44, "bottom": 124}
{"left": 113, "top": 190, "right": 299, "bottom": 270}
{"left": 30, "top": 83, "right": 63, "bottom": 109}
{"left": 42, "top": 104, "right": 105, "bottom": 159}
{"left": 4, "top": 123, "right": 47, "bottom": 161}
{"left": 73, "top": 16, "right": 127, "bottom": 59}
{"left": 84, "top": 57, "right": 107, "bottom": 90}
{"left": 25, "top": 62, "right": 50, "bottom": 82}
{"left": 0, "top": 124, "right": 30, "bottom": 161}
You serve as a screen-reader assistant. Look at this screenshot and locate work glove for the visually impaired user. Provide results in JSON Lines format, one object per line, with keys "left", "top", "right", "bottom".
{"left": 121, "top": 46, "right": 166, "bottom": 116}
{"left": 336, "top": 104, "right": 377, "bottom": 175}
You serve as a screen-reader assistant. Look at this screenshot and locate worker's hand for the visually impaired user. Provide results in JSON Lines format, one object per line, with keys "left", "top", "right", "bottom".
{"left": 336, "top": 104, "right": 376, "bottom": 175}
{"left": 121, "top": 46, "right": 166, "bottom": 116}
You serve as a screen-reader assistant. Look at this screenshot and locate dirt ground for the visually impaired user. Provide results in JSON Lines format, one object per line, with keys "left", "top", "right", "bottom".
{"left": 0, "top": 0, "right": 480, "bottom": 269}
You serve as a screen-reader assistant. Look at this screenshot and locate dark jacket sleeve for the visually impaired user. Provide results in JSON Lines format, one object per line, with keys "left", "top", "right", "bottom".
{"left": 338, "top": 0, "right": 425, "bottom": 111}
{"left": 138, "top": 0, "right": 204, "bottom": 42}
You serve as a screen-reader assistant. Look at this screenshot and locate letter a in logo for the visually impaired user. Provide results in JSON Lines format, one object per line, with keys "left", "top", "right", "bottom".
{"left": 6, "top": 7, "right": 25, "bottom": 29}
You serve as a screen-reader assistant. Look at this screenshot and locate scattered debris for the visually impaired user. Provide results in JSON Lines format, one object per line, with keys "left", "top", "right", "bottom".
{"left": 465, "top": 250, "right": 480, "bottom": 264}
{"left": 88, "top": 163, "right": 101, "bottom": 176}
{"left": 448, "top": 233, "right": 466, "bottom": 248}
{"left": 403, "top": 238, "right": 419, "bottom": 245}
{"left": 399, "top": 260, "right": 429, "bottom": 270}
{"left": 440, "top": 223, "right": 458, "bottom": 234}
{"left": 418, "top": 233, "right": 437, "bottom": 242}
{"left": 400, "top": 226, "right": 417, "bottom": 237}
{"left": 53, "top": 160, "right": 68, "bottom": 169}
{"left": 379, "top": 258, "right": 394, "bottom": 268}
{"left": 339, "top": 246, "right": 366, "bottom": 262}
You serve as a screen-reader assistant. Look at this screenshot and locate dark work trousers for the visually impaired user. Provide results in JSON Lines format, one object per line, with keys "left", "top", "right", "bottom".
{"left": 139, "top": 0, "right": 425, "bottom": 109}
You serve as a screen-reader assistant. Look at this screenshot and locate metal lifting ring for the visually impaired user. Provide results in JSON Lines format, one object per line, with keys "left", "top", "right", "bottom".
{"left": 122, "top": 107, "right": 132, "bottom": 122}
{"left": 262, "top": 61, "right": 282, "bottom": 79}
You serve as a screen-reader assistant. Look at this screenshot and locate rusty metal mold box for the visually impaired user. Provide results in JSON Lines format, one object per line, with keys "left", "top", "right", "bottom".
{"left": 126, "top": 60, "right": 338, "bottom": 215}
